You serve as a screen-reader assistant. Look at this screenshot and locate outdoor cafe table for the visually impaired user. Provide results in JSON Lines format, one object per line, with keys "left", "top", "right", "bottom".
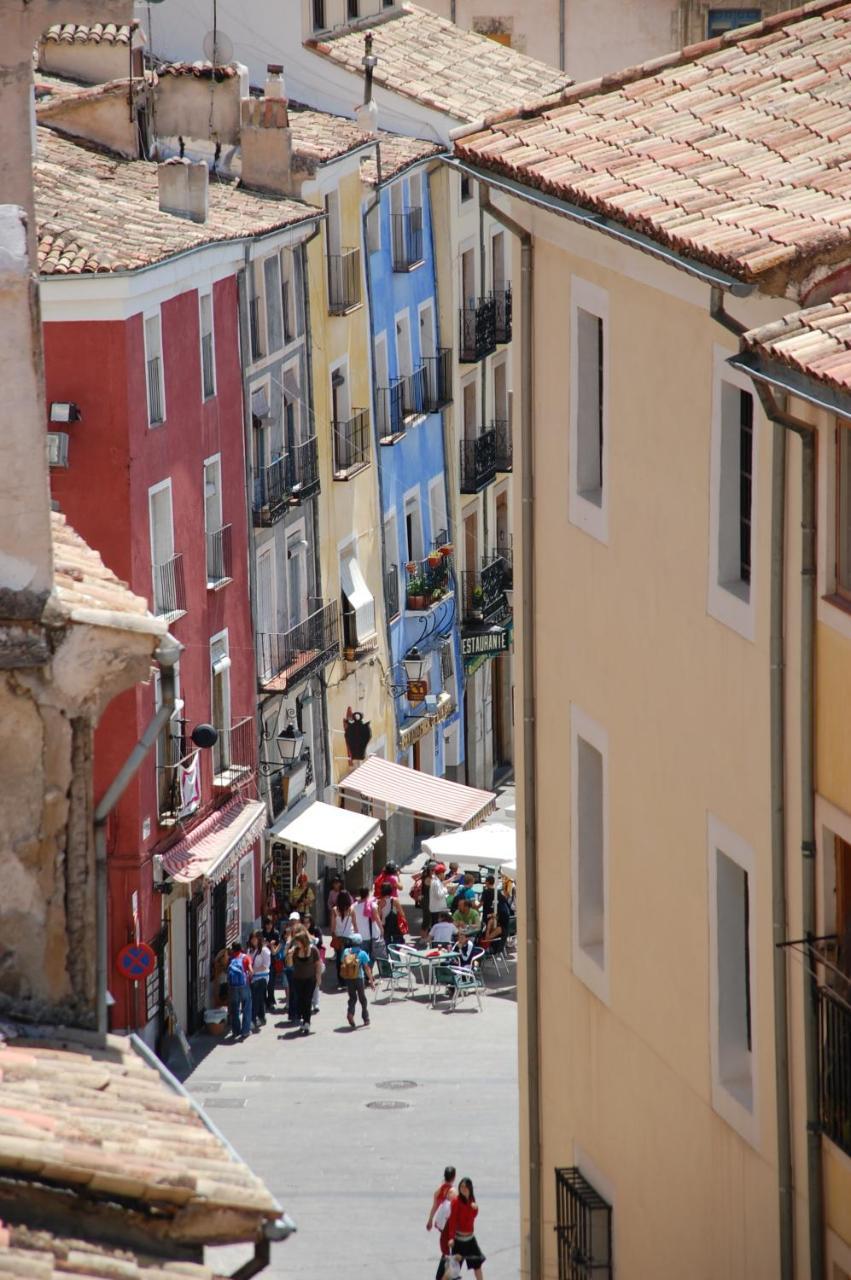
{"left": 417, "top": 947, "right": 459, "bottom": 1005}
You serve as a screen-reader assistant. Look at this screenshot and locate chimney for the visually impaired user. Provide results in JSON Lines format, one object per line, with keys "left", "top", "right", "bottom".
{"left": 356, "top": 32, "right": 379, "bottom": 136}
{"left": 239, "top": 63, "right": 294, "bottom": 196}
{"left": 158, "top": 157, "right": 209, "bottom": 223}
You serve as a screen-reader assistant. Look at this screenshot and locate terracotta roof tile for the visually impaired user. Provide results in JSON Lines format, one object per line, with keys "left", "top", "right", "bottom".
{"left": 50, "top": 513, "right": 165, "bottom": 636}
{"left": 35, "top": 128, "right": 317, "bottom": 275}
{"left": 287, "top": 102, "right": 372, "bottom": 163}
{"left": 307, "top": 3, "right": 570, "bottom": 124}
{"left": 0, "top": 1030, "right": 279, "bottom": 1241}
{"left": 743, "top": 292, "right": 851, "bottom": 392}
{"left": 455, "top": 0, "right": 851, "bottom": 289}
{"left": 360, "top": 132, "right": 444, "bottom": 185}
{"left": 41, "top": 23, "right": 132, "bottom": 45}
{"left": 0, "top": 1223, "right": 219, "bottom": 1280}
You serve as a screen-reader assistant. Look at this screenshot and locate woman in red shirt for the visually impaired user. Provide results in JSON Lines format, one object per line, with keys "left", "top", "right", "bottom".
{"left": 446, "top": 1177, "right": 486, "bottom": 1277}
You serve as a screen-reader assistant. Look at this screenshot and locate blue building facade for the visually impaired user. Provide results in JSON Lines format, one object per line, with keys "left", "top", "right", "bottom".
{"left": 364, "top": 158, "right": 465, "bottom": 779}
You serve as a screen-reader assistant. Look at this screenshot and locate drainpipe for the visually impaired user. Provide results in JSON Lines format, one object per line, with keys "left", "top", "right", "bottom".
{"left": 479, "top": 185, "right": 540, "bottom": 1280}
{"left": 559, "top": 0, "right": 566, "bottom": 72}
{"left": 712, "top": 287, "right": 795, "bottom": 1280}
{"left": 94, "top": 633, "right": 182, "bottom": 1036}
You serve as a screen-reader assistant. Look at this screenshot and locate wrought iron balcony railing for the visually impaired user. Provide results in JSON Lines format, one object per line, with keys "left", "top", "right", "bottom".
{"left": 201, "top": 331, "right": 215, "bottom": 397}
{"left": 212, "top": 715, "right": 257, "bottom": 788}
{"left": 256, "top": 601, "right": 340, "bottom": 691}
{"left": 157, "top": 733, "right": 201, "bottom": 824}
{"left": 493, "top": 418, "right": 513, "bottom": 472}
{"left": 248, "top": 296, "right": 263, "bottom": 360}
{"left": 153, "top": 553, "right": 186, "bottom": 618}
{"left": 328, "top": 247, "right": 361, "bottom": 313}
{"left": 377, "top": 382, "right": 404, "bottom": 443}
{"left": 494, "top": 285, "right": 513, "bottom": 344}
{"left": 385, "top": 564, "right": 400, "bottom": 620}
{"left": 147, "top": 356, "right": 163, "bottom": 424}
{"left": 400, "top": 365, "right": 427, "bottom": 421}
{"left": 817, "top": 981, "right": 851, "bottom": 1158}
{"left": 459, "top": 428, "right": 497, "bottom": 493}
{"left": 423, "top": 348, "right": 453, "bottom": 411}
{"left": 405, "top": 549, "right": 453, "bottom": 611}
{"left": 253, "top": 437, "right": 320, "bottom": 525}
{"left": 206, "top": 524, "right": 232, "bottom": 589}
{"left": 461, "top": 554, "right": 510, "bottom": 625}
{"left": 333, "top": 409, "right": 371, "bottom": 478}
{"left": 392, "top": 207, "right": 424, "bottom": 271}
{"left": 459, "top": 296, "right": 496, "bottom": 362}
{"left": 555, "top": 1167, "right": 613, "bottom": 1280}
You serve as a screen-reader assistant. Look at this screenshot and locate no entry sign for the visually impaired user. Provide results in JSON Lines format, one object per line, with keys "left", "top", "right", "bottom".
{"left": 116, "top": 942, "right": 156, "bottom": 982}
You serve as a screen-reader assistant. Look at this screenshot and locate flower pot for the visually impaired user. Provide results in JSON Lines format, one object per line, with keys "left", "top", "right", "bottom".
{"left": 408, "top": 595, "right": 426, "bottom": 610}
{"left": 427, "top": 552, "right": 442, "bottom": 568}
{"left": 344, "top": 646, "right": 357, "bottom": 661}
{"left": 439, "top": 544, "right": 453, "bottom": 558}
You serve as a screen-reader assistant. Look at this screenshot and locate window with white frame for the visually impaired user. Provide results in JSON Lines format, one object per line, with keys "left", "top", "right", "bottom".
{"left": 428, "top": 475, "right": 448, "bottom": 547}
{"left": 264, "top": 255, "right": 284, "bottom": 353}
{"left": 256, "top": 543, "right": 277, "bottom": 636}
{"left": 709, "top": 352, "right": 758, "bottom": 639}
{"left": 199, "top": 293, "right": 215, "bottom": 399}
{"left": 404, "top": 491, "right": 424, "bottom": 564}
{"left": 287, "top": 526, "right": 308, "bottom": 630}
{"left": 154, "top": 663, "right": 185, "bottom": 821}
{"left": 570, "top": 706, "right": 608, "bottom": 1003}
{"left": 384, "top": 509, "right": 401, "bottom": 618}
{"left": 145, "top": 311, "right": 165, "bottom": 426}
{"left": 148, "top": 479, "right": 183, "bottom": 618}
{"left": 204, "top": 455, "right": 230, "bottom": 588}
{"left": 708, "top": 815, "right": 758, "bottom": 1142}
{"left": 569, "top": 279, "right": 609, "bottom": 543}
{"left": 210, "top": 632, "right": 232, "bottom": 776}
{"left": 249, "top": 263, "right": 265, "bottom": 361}
{"left": 340, "top": 544, "right": 376, "bottom": 649}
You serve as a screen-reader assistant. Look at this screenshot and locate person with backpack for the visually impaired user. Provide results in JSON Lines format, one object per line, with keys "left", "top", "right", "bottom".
{"left": 226, "top": 942, "right": 253, "bottom": 1040}
{"left": 339, "top": 932, "right": 375, "bottom": 1028}
{"left": 247, "top": 931, "right": 271, "bottom": 1031}
{"left": 286, "top": 925, "right": 322, "bottom": 1035}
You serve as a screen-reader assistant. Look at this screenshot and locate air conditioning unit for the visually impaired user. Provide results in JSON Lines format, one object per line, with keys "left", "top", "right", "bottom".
{"left": 47, "top": 431, "right": 69, "bottom": 468}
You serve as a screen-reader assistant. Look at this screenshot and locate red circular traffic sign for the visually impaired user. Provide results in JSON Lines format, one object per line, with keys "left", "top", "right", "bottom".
{"left": 116, "top": 942, "right": 156, "bottom": 982}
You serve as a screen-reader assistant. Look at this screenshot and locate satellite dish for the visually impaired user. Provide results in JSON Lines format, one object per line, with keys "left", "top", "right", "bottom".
{"left": 203, "top": 29, "right": 234, "bottom": 65}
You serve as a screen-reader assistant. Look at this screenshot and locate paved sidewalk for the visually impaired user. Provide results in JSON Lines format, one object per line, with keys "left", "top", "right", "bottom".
{"left": 178, "top": 960, "right": 519, "bottom": 1279}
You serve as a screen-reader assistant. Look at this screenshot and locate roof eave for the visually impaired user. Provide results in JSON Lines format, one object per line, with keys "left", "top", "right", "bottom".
{"left": 446, "top": 155, "right": 755, "bottom": 297}
{"left": 728, "top": 349, "right": 851, "bottom": 420}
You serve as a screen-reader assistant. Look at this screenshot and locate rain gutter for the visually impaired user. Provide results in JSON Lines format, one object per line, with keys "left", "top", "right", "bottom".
{"left": 444, "top": 157, "right": 755, "bottom": 297}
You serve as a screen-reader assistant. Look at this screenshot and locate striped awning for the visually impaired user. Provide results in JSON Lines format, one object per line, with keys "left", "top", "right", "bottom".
{"left": 338, "top": 757, "right": 496, "bottom": 829}
{"left": 161, "top": 798, "right": 267, "bottom": 885}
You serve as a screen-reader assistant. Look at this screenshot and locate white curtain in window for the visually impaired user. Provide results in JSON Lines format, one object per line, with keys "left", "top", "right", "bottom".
{"left": 341, "top": 554, "right": 376, "bottom": 642}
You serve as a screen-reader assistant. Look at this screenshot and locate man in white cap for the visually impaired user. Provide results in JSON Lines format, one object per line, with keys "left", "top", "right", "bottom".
{"left": 338, "top": 933, "right": 375, "bottom": 1028}
{"left": 284, "top": 911, "right": 301, "bottom": 1021}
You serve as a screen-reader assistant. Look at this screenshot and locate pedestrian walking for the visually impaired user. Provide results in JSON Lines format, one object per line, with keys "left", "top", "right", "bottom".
{"left": 339, "top": 932, "right": 375, "bottom": 1027}
{"left": 261, "top": 914, "right": 281, "bottom": 1012}
{"left": 326, "top": 875, "right": 343, "bottom": 918}
{"left": 353, "top": 885, "right": 380, "bottom": 959}
{"left": 377, "top": 881, "right": 408, "bottom": 946}
{"left": 283, "top": 911, "right": 301, "bottom": 1020}
{"left": 247, "top": 931, "right": 271, "bottom": 1030}
{"left": 226, "top": 942, "right": 252, "bottom": 1040}
{"left": 286, "top": 926, "right": 322, "bottom": 1035}
{"left": 445, "top": 1178, "right": 486, "bottom": 1278}
{"left": 427, "top": 1165, "right": 457, "bottom": 1280}
{"left": 373, "top": 860, "right": 401, "bottom": 899}
{"left": 330, "top": 889, "right": 357, "bottom": 988}
{"left": 303, "top": 913, "right": 324, "bottom": 1013}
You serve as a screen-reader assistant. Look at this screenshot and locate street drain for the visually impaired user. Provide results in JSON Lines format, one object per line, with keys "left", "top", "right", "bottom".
{"left": 376, "top": 1080, "right": 417, "bottom": 1091}
{"left": 367, "top": 1100, "right": 410, "bottom": 1111}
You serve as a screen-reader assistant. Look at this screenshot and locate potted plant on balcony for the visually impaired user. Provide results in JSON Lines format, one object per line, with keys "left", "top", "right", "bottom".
{"left": 438, "top": 543, "right": 453, "bottom": 559}
{"left": 407, "top": 575, "right": 427, "bottom": 610}
{"left": 470, "top": 584, "right": 484, "bottom": 620}
{"left": 427, "top": 549, "right": 442, "bottom": 569}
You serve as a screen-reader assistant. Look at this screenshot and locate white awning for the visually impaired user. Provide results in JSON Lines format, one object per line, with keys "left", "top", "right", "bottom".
{"left": 340, "top": 554, "right": 376, "bottom": 644}
{"left": 422, "top": 821, "right": 516, "bottom": 872}
{"left": 269, "top": 799, "right": 382, "bottom": 872}
{"left": 339, "top": 756, "right": 496, "bottom": 829}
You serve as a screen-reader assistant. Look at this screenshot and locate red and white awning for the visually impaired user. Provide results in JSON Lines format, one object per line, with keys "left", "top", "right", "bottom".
{"left": 161, "top": 798, "right": 267, "bottom": 885}
{"left": 338, "top": 757, "right": 496, "bottom": 829}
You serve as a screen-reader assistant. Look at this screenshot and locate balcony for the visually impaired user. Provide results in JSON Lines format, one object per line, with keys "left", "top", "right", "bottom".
{"left": 377, "top": 382, "right": 404, "bottom": 444}
{"left": 817, "top": 982, "right": 851, "bottom": 1158}
{"left": 423, "top": 348, "right": 452, "bottom": 412}
{"left": 405, "top": 549, "right": 453, "bottom": 612}
{"left": 157, "top": 734, "right": 200, "bottom": 825}
{"left": 494, "top": 418, "right": 513, "bottom": 472}
{"left": 460, "top": 296, "right": 496, "bottom": 362}
{"left": 400, "top": 365, "right": 427, "bottom": 421}
{"left": 494, "top": 285, "right": 513, "bottom": 344}
{"left": 392, "top": 207, "right": 424, "bottom": 271}
{"left": 385, "top": 564, "right": 400, "bottom": 620}
{"left": 461, "top": 554, "right": 511, "bottom": 625}
{"left": 459, "top": 428, "right": 497, "bottom": 493}
{"left": 153, "top": 553, "right": 186, "bottom": 620}
{"left": 212, "top": 715, "right": 257, "bottom": 789}
{"left": 248, "top": 296, "right": 263, "bottom": 361}
{"left": 206, "top": 524, "right": 232, "bottom": 590}
{"left": 253, "top": 437, "right": 320, "bottom": 525}
{"left": 333, "top": 409, "right": 371, "bottom": 479}
{"left": 328, "top": 247, "right": 361, "bottom": 314}
{"left": 256, "top": 601, "right": 340, "bottom": 691}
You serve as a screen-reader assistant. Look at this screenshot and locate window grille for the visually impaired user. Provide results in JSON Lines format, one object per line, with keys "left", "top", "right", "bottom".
{"left": 555, "top": 1168, "right": 613, "bottom": 1280}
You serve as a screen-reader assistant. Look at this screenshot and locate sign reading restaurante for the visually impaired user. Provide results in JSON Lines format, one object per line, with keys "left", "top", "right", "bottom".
{"left": 461, "top": 627, "right": 509, "bottom": 659}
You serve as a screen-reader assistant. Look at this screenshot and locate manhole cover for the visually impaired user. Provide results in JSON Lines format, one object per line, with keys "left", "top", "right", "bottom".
{"left": 376, "top": 1080, "right": 417, "bottom": 1091}
{"left": 367, "top": 1100, "right": 411, "bottom": 1111}
{"left": 243, "top": 1074, "right": 275, "bottom": 1082}
{"left": 203, "top": 1098, "right": 247, "bottom": 1109}
{"left": 191, "top": 1083, "right": 221, "bottom": 1093}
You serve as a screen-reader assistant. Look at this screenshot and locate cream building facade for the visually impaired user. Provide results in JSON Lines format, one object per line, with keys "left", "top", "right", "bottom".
{"left": 455, "top": 4, "right": 851, "bottom": 1278}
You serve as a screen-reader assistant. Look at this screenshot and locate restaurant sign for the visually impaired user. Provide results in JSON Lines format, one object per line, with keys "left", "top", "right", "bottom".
{"left": 461, "top": 626, "right": 509, "bottom": 661}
